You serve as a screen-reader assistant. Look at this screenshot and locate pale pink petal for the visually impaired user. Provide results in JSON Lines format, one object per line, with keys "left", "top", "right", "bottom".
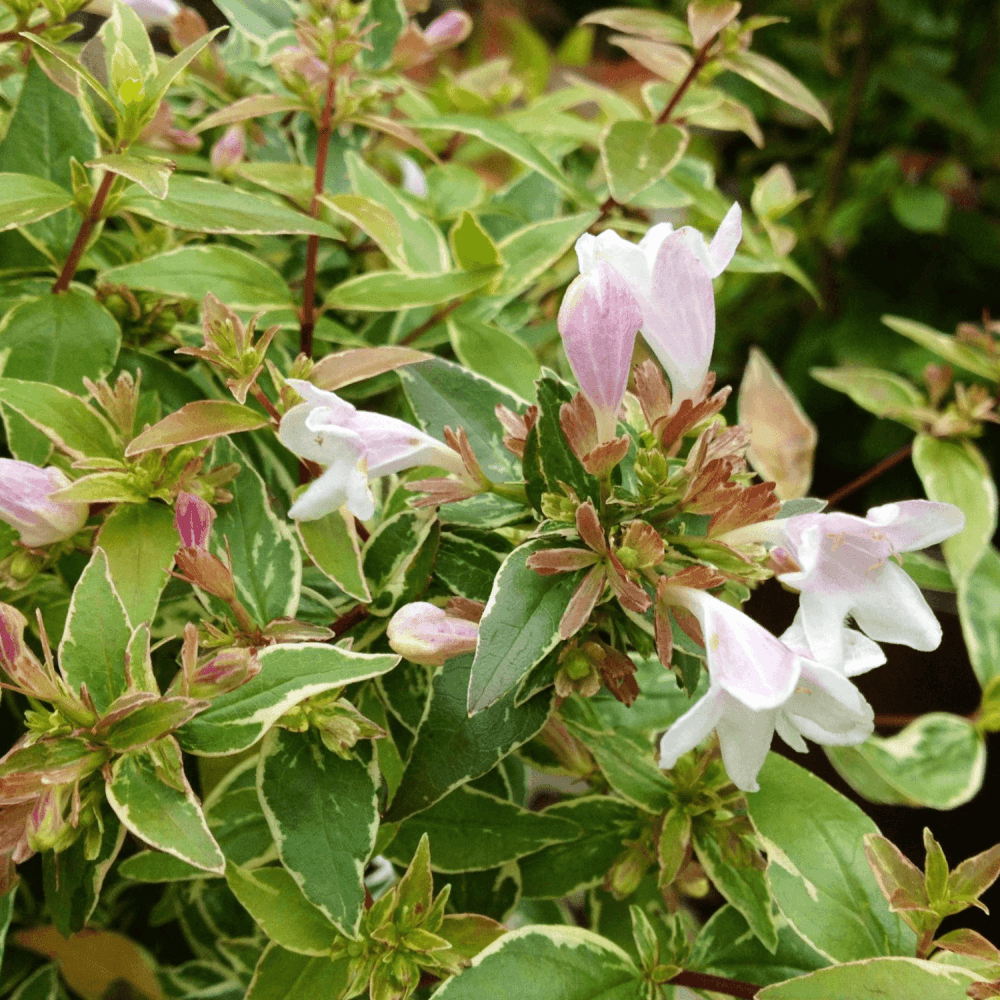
{"left": 0, "top": 460, "right": 88, "bottom": 546}
{"left": 867, "top": 500, "right": 966, "bottom": 553}
{"left": 784, "top": 661, "right": 874, "bottom": 746}
{"left": 707, "top": 202, "right": 743, "bottom": 277}
{"left": 423, "top": 9, "right": 473, "bottom": 47}
{"left": 358, "top": 411, "right": 466, "bottom": 478}
{"left": 658, "top": 688, "right": 725, "bottom": 769}
{"left": 387, "top": 602, "right": 478, "bottom": 665}
{"left": 715, "top": 695, "right": 775, "bottom": 793}
{"left": 558, "top": 263, "right": 642, "bottom": 442}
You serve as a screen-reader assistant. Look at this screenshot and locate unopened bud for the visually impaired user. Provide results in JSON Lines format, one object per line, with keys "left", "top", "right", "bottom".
{"left": 423, "top": 10, "right": 473, "bottom": 48}
{"left": 175, "top": 547, "right": 236, "bottom": 602}
{"left": 386, "top": 602, "right": 478, "bottom": 665}
{"left": 0, "top": 460, "right": 89, "bottom": 547}
{"left": 606, "top": 843, "right": 648, "bottom": 900}
{"left": 210, "top": 125, "right": 246, "bottom": 175}
{"left": 174, "top": 492, "right": 216, "bottom": 549}
{"left": 188, "top": 647, "right": 259, "bottom": 697}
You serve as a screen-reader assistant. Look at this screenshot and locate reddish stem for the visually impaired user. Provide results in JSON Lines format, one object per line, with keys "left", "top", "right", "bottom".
{"left": 825, "top": 444, "right": 913, "bottom": 507}
{"left": 1, "top": 23, "right": 47, "bottom": 43}
{"left": 52, "top": 171, "right": 116, "bottom": 294}
{"left": 299, "top": 71, "right": 338, "bottom": 359}
{"left": 249, "top": 384, "right": 281, "bottom": 424}
{"left": 399, "top": 299, "right": 462, "bottom": 346}
{"left": 331, "top": 603, "right": 370, "bottom": 638}
{"left": 669, "top": 970, "right": 759, "bottom": 998}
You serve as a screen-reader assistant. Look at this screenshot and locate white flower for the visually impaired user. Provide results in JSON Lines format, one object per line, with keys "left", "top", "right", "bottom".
{"left": 657, "top": 588, "right": 878, "bottom": 792}
{"left": 278, "top": 380, "right": 465, "bottom": 522}
{"left": 723, "top": 500, "right": 965, "bottom": 664}
{"left": 573, "top": 203, "right": 742, "bottom": 405}
{"left": 0, "top": 460, "right": 88, "bottom": 547}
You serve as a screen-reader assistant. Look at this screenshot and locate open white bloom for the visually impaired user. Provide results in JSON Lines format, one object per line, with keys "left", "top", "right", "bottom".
{"left": 573, "top": 203, "right": 742, "bottom": 405}
{"left": 85, "top": 0, "right": 180, "bottom": 26}
{"left": 722, "top": 500, "right": 965, "bottom": 664}
{"left": 278, "top": 379, "right": 465, "bottom": 522}
{"left": 658, "top": 588, "right": 879, "bottom": 791}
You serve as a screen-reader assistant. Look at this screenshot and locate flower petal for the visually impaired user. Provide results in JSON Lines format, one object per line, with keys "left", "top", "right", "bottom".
{"left": 867, "top": 500, "right": 966, "bottom": 553}
{"left": 849, "top": 562, "right": 943, "bottom": 652}
{"left": 715, "top": 695, "right": 775, "bottom": 792}
{"left": 784, "top": 662, "right": 874, "bottom": 746}
{"left": 658, "top": 688, "right": 724, "bottom": 769}
{"left": 707, "top": 202, "right": 743, "bottom": 277}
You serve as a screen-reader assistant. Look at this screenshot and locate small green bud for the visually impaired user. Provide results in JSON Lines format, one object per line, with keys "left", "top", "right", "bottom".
{"left": 616, "top": 545, "right": 639, "bottom": 570}
{"left": 9, "top": 550, "right": 42, "bottom": 581}
{"left": 540, "top": 493, "right": 577, "bottom": 522}
{"left": 562, "top": 649, "right": 592, "bottom": 680}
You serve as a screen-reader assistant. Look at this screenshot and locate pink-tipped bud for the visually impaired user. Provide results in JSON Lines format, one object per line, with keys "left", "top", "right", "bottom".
{"left": 386, "top": 602, "right": 478, "bottom": 665}
{"left": 0, "top": 460, "right": 88, "bottom": 547}
{"left": 273, "top": 46, "right": 329, "bottom": 89}
{"left": 210, "top": 125, "right": 246, "bottom": 174}
{"left": 174, "top": 492, "right": 216, "bottom": 549}
{"left": 423, "top": 10, "right": 473, "bottom": 48}
{"left": 189, "top": 647, "right": 260, "bottom": 697}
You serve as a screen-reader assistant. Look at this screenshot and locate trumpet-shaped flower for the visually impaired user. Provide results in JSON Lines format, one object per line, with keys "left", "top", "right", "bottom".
{"left": 574, "top": 203, "right": 742, "bottom": 405}
{"left": 557, "top": 260, "right": 643, "bottom": 442}
{"left": 723, "top": 500, "right": 965, "bottom": 664}
{"left": 0, "top": 460, "right": 89, "bottom": 547}
{"left": 279, "top": 379, "right": 465, "bottom": 522}
{"left": 657, "top": 587, "right": 878, "bottom": 791}
{"left": 387, "top": 602, "right": 479, "bottom": 665}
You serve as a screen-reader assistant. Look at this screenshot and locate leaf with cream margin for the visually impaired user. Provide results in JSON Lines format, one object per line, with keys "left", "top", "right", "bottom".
{"left": 124, "top": 400, "right": 269, "bottom": 456}
{"left": 722, "top": 50, "right": 833, "bottom": 130}
{"left": 308, "top": 346, "right": 432, "bottom": 391}
{"left": 810, "top": 366, "right": 924, "bottom": 428}
{"left": 579, "top": 8, "right": 691, "bottom": 44}
{"left": 825, "top": 713, "right": 986, "bottom": 810}
{"left": 958, "top": 546, "right": 1000, "bottom": 687}
{"left": 0, "top": 174, "right": 74, "bottom": 231}
{"left": 257, "top": 729, "right": 378, "bottom": 938}
{"left": 176, "top": 643, "right": 399, "bottom": 756}
{"left": 738, "top": 347, "right": 817, "bottom": 499}
{"left": 192, "top": 95, "right": 304, "bottom": 134}
{"left": 297, "top": 507, "right": 371, "bottom": 603}
{"left": 882, "top": 315, "right": 1000, "bottom": 382}
{"left": 756, "top": 956, "right": 985, "bottom": 999}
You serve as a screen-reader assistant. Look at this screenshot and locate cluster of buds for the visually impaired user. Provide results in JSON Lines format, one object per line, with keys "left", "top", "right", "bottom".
{"left": 175, "top": 294, "right": 279, "bottom": 405}
{"left": 276, "top": 689, "right": 386, "bottom": 757}
{"left": 918, "top": 362, "right": 1000, "bottom": 438}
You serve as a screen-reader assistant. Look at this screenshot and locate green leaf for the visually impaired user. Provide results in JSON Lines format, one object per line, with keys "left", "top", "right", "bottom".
{"left": 387, "top": 785, "right": 581, "bottom": 873}
{"left": 178, "top": 642, "right": 399, "bottom": 756}
{"left": 912, "top": 434, "right": 997, "bottom": 583}
{"left": 91, "top": 152, "right": 174, "bottom": 199}
{"left": 226, "top": 863, "right": 339, "bottom": 956}
{"left": 693, "top": 827, "right": 779, "bottom": 953}
{"left": 213, "top": 0, "right": 295, "bottom": 40}
{"left": 746, "top": 754, "right": 914, "bottom": 962}
{"left": 8, "top": 965, "right": 63, "bottom": 1000}
{"left": 432, "top": 925, "right": 642, "bottom": 1000}
{"left": 0, "top": 887, "right": 12, "bottom": 971}
{"left": 436, "top": 863, "right": 522, "bottom": 923}
{"left": 519, "top": 797, "right": 643, "bottom": 899}
{"left": 0, "top": 378, "right": 119, "bottom": 461}
{"left": 493, "top": 211, "right": 600, "bottom": 298}
{"left": 360, "top": 0, "right": 407, "bottom": 69}
{"left": 448, "top": 316, "right": 539, "bottom": 402}
{"left": 900, "top": 551, "right": 954, "bottom": 593}
{"left": 118, "top": 850, "right": 206, "bottom": 882}
{"left": 101, "top": 246, "right": 294, "bottom": 310}
{"left": 58, "top": 547, "right": 132, "bottom": 714}
{"left": 580, "top": 8, "right": 691, "bottom": 44}
{"left": 881, "top": 315, "right": 999, "bottom": 382}
{"left": 117, "top": 175, "right": 343, "bottom": 238}
{"left": 95, "top": 502, "right": 178, "bottom": 627}
{"left": 601, "top": 121, "right": 687, "bottom": 204}
{"left": 434, "top": 532, "right": 505, "bottom": 602}
{"left": 297, "top": 508, "right": 371, "bottom": 603}
{"left": 689, "top": 905, "right": 828, "bottom": 987}
{"left": 416, "top": 115, "right": 587, "bottom": 199}
{"left": 101, "top": 697, "right": 207, "bottom": 752}
{"left": 890, "top": 186, "right": 950, "bottom": 234}
{"left": 323, "top": 193, "right": 405, "bottom": 270}
{"left": 194, "top": 95, "right": 305, "bottom": 134}
{"left": 384, "top": 654, "right": 552, "bottom": 822}
{"left": 324, "top": 268, "right": 497, "bottom": 312}
{"left": 0, "top": 61, "right": 97, "bottom": 259}
{"left": 534, "top": 375, "right": 600, "bottom": 507}
{"left": 125, "top": 400, "right": 269, "bottom": 456}
{"left": 826, "top": 713, "right": 986, "bottom": 810}
{"left": 469, "top": 538, "right": 585, "bottom": 714}
{"left": 722, "top": 50, "right": 832, "bottom": 130}
{"left": 246, "top": 943, "right": 351, "bottom": 1000}
{"left": 958, "top": 546, "right": 1000, "bottom": 686}
{"left": 559, "top": 706, "right": 672, "bottom": 813}
{"left": 41, "top": 801, "right": 124, "bottom": 936}
{"left": 756, "top": 956, "right": 983, "bottom": 1000}
{"left": 209, "top": 437, "right": 302, "bottom": 627}
{"left": 398, "top": 357, "right": 525, "bottom": 481}
{"left": 810, "top": 366, "right": 924, "bottom": 427}
{"left": 346, "top": 151, "right": 449, "bottom": 272}
{"left": 106, "top": 747, "right": 224, "bottom": 874}
{"left": 450, "top": 211, "right": 502, "bottom": 271}
{"left": 204, "top": 756, "right": 275, "bottom": 867}
{"left": 0, "top": 174, "right": 74, "bottom": 231}
{"left": 257, "top": 729, "right": 377, "bottom": 937}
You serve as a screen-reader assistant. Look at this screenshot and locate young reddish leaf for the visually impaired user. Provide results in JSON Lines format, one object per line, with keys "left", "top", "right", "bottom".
{"left": 124, "top": 401, "right": 269, "bottom": 456}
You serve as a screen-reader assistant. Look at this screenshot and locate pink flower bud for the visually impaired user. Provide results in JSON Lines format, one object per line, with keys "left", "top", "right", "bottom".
{"left": 273, "top": 47, "right": 329, "bottom": 89}
{"left": 84, "top": 0, "right": 181, "bottom": 26}
{"left": 386, "top": 602, "right": 478, "bottom": 665}
{"left": 0, "top": 460, "right": 88, "bottom": 547}
{"left": 174, "top": 492, "right": 216, "bottom": 549}
{"left": 189, "top": 647, "right": 260, "bottom": 697}
{"left": 423, "top": 10, "right": 472, "bottom": 48}
{"left": 210, "top": 125, "right": 246, "bottom": 174}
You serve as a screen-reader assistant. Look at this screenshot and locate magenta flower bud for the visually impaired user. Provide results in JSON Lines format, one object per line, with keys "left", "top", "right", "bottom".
{"left": 386, "top": 602, "right": 478, "bottom": 666}
{"left": 423, "top": 10, "right": 473, "bottom": 48}
{"left": 189, "top": 647, "right": 260, "bottom": 697}
{"left": 210, "top": 125, "right": 246, "bottom": 174}
{"left": 174, "top": 492, "right": 216, "bottom": 549}
{"left": 0, "top": 460, "right": 88, "bottom": 547}
{"left": 557, "top": 261, "right": 643, "bottom": 443}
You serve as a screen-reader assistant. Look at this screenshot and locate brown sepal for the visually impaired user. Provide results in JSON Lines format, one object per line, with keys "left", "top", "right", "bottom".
{"left": 446, "top": 598, "right": 486, "bottom": 623}
{"left": 496, "top": 404, "right": 537, "bottom": 458}
{"left": 406, "top": 477, "right": 478, "bottom": 507}
{"left": 593, "top": 641, "right": 639, "bottom": 706}
{"left": 575, "top": 500, "right": 607, "bottom": 555}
